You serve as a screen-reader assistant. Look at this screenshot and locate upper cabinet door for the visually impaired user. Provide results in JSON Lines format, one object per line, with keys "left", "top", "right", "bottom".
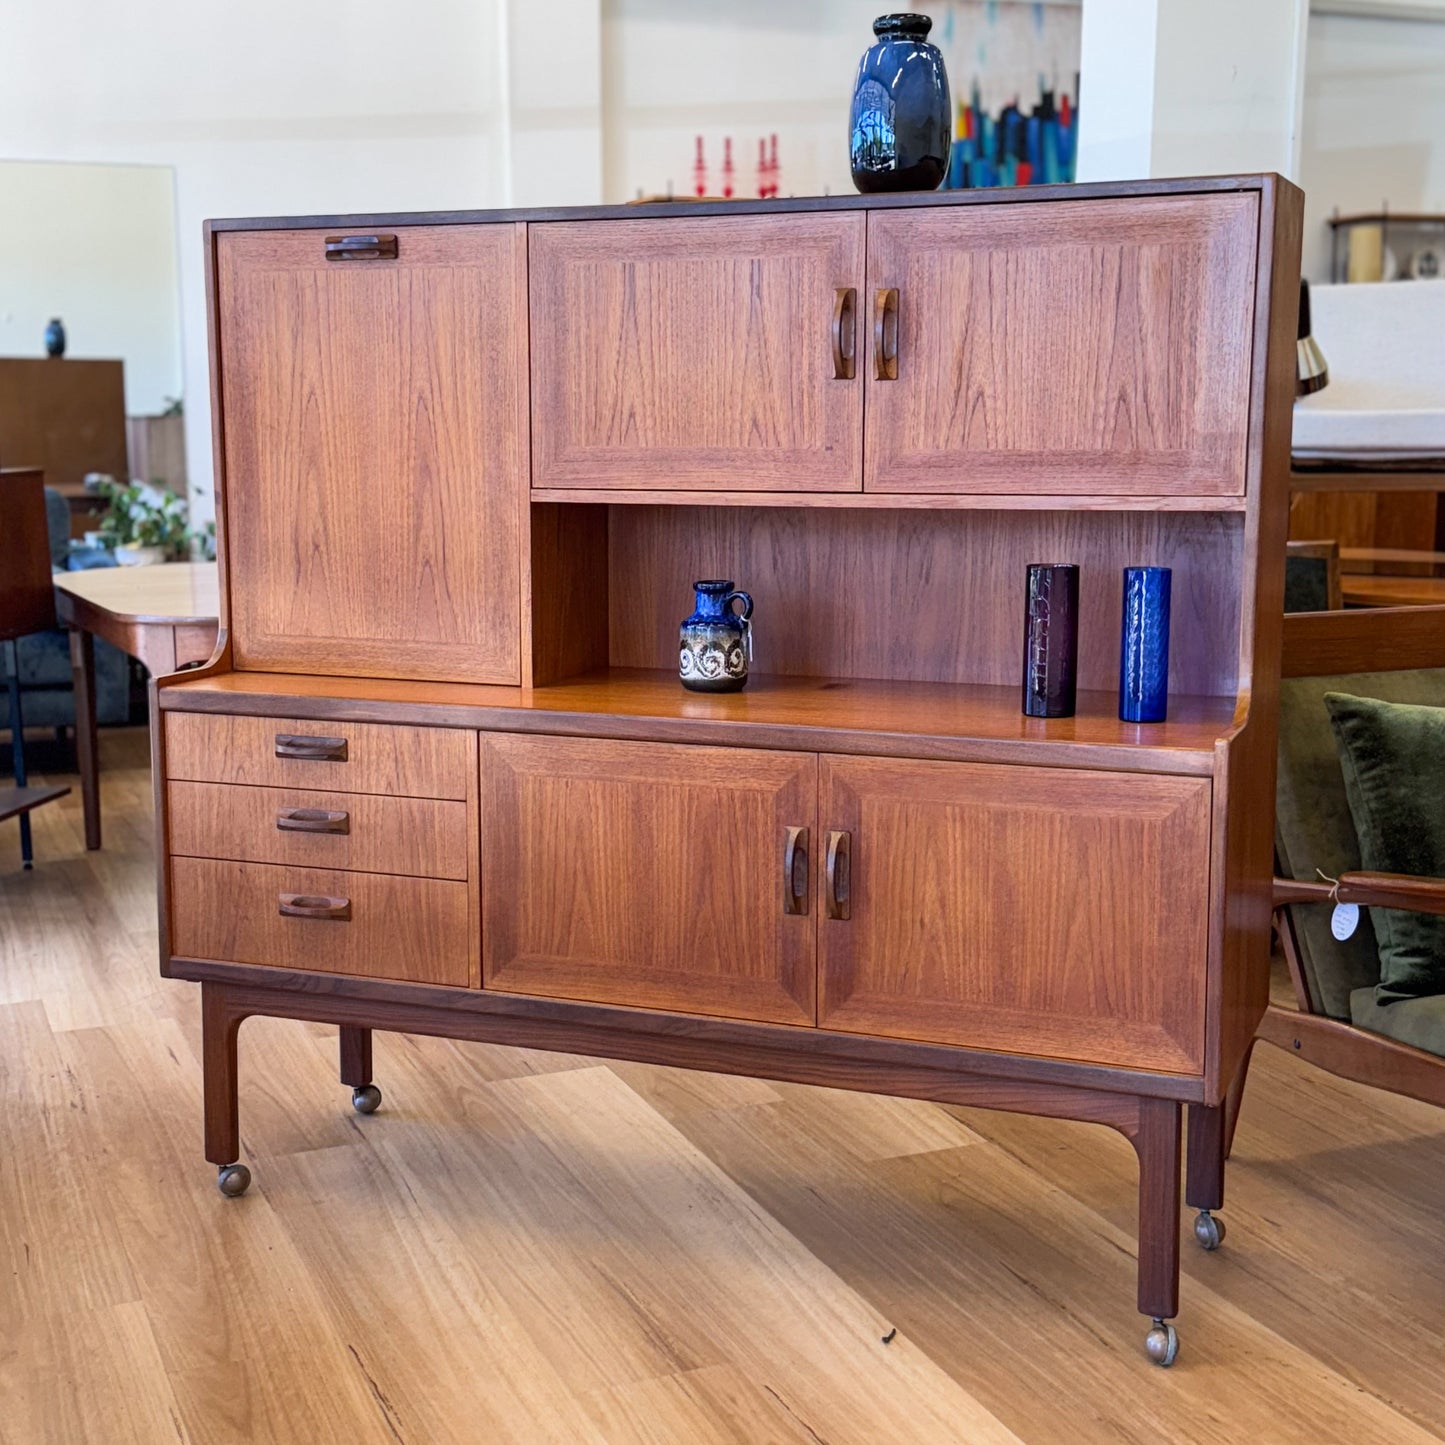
{"left": 863, "top": 194, "right": 1258, "bottom": 496}
{"left": 217, "top": 225, "right": 527, "bottom": 684}
{"left": 529, "top": 213, "right": 865, "bottom": 492}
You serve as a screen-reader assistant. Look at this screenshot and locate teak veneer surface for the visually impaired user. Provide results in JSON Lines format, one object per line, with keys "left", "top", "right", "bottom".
{"left": 216, "top": 224, "right": 527, "bottom": 684}
{"left": 159, "top": 670, "right": 1240, "bottom": 775}
{"left": 862, "top": 195, "right": 1257, "bottom": 495}
{"left": 167, "top": 780, "right": 469, "bottom": 881}
{"left": 816, "top": 756, "right": 1212, "bottom": 1073}
{"left": 481, "top": 735, "right": 818, "bottom": 1025}
{"left": 170, "top": 856, "right": 469, "bottom": 987}
{"left": 164, "top": 710, "right": 473, "bottom": 799}
{"left": 530, "top": 213, "right": 865, "bottom": 492}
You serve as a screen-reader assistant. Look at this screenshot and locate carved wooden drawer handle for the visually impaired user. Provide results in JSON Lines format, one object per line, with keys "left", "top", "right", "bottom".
{"left": 324, "top": 234, "right": 398, "bottom": 262}
{"left": 276, "top": 808, "right": 350, "bottom": 835}
{"left": 873, "top": 287, "right": 899, "bottom": 381}
{"left": 278, "top": 893, "right": 352, "bottom": 921}
{"left": 783, "top": 826, "right": 810, "bottom": 916}
{"left": 832, "top": 288, "right": 857, "bottom": 380}
{"left": 825, "top": 829, "right": 851, "bottom": 920}
{"left": 274, "top": 734, "right": 348, "bottom": 762}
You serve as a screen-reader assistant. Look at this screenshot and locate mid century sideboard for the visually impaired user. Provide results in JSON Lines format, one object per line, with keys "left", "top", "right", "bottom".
{"left": 154, "top": 175, "right": 1302, "bottom": 1366}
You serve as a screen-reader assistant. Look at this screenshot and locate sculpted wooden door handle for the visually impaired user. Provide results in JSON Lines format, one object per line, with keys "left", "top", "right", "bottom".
{"left": 825, "top": 829, "right": 851, "bottom": 920}
{"left": 276, "top": 807, "right": 350, "bottom": 834}
{"left": 277, "top": 893, "right": 352, "bottom": 921}
{"left": 783, "top": 826, "right": 810, "bottom": 915}
{"left": 873, "top": 288, "right": 899, "bottom": 380}
{"left": 832, "top": 288, "right": 857, "bottom": 380}
{"left": 324, "top": 234, "right": 398, "bottom": 261}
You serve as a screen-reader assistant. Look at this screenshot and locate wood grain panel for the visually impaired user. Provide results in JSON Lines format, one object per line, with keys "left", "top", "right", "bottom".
{"left": 167, "top": 780, "right": 468, "bottom": 880}
{"left": 0, "top": 358, "right": 127, "bottom": 492}
{"left": 529, "top": 214, "right": 864, "bottom": 491}
{"left": 481, "top": 734, "right": 817, "bottom": 1024}
{"left": 164, "top": 710, "right": 472, "bottom": 799}
{"left": 170, "top": 856, "right": 468, "bottom": 986}
{"left": 817, "top": 755, "right": 1211, "bottom": 1072}
{"left": 864, "top": 195, "right": 1258, "bottom": 494}
{"left": 608, "top": 504, "right": 1244, "bottom": 695}
{"left": 216, "top": 224, "right": 526, "bottom": 682}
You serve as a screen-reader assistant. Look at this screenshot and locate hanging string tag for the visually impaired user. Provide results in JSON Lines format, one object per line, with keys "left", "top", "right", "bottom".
{"left": 1317, "top": 869, "right": 1360, "bottom": 941}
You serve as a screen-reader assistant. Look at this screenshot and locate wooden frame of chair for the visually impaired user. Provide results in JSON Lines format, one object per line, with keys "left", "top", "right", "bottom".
{"left": 1228, "top": 603, "right": 1445, "bottom": 1152}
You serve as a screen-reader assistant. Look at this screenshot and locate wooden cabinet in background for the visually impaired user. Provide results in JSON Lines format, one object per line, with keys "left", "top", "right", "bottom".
{"left": 529, "top": 213, "right": 865, "bottom": 492}
{"left": 816, "top": 756, "right": 1212, "bottom": 1073}
{"left": 863, "top": 195, "right": 1259, "bottom": 496}
{"left": 216, "top": 224, "right": 528, "bottom": 684}
{"left": 481, "top": 734, "right": 818, "bottom": 1025}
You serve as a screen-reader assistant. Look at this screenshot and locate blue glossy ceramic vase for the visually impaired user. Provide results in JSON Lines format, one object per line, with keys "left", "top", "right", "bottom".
{"left": 680, "top": 580, "right": 753, "bottom": 693}
{"left": 849, "top": 14, "right": 951, "bottom": 194}
{"left": 1119, "top": 567, "right": 1172, "bottom": 723}
{"left": 43, "top": 317, "right": 66, "bottom": 358}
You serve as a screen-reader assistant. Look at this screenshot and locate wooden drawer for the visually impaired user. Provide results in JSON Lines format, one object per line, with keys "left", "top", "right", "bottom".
{"left": 165, "top": 711, "right": 473, "bottom": 799}
{"left": 170, "top": 856, "right": 469, "bottom": 987}
{"left": 168, "top": 780, "right": 467, "bottom": 880}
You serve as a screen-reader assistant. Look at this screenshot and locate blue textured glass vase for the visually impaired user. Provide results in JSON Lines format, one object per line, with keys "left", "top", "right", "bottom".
{"left": 1119, "top": 567, "right": 1172, "bottom": 723}
{"left": 849, "top": 14, "right": 951, "bottom": 194}
{"left": 680, "top": 580, "right": 753, "bottom": 693}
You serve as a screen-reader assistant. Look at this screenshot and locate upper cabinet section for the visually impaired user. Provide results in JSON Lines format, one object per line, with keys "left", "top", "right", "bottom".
{"left": 529, "top": 213, "right": 866, "bottom": 492}
{"left": 216, "top": 224, "right": 527, "bottom": 684}
{"left": 863, "top": 194, "right": 1259, "bottom": 496}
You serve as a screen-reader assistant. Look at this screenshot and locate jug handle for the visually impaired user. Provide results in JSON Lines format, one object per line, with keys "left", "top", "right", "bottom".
{"left": 724, "top": 591, "right": 753, "bottom": 621}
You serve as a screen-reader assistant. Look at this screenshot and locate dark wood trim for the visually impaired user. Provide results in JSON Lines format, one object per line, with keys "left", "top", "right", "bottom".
{"left": 1257, "top": 1005, "right": 1445, "bottom": 1109}
{"left": 1289, "top": 468, "right": 1445, "bottom": 493}
{"left": 202, "top": 174, "right": 1275, "bottom": 237}
{"left": 1129, "top": 1098, "right": 1182, "bottom": 1320}
{"left": 201, "top": 982, "right": 244, "bottom": 1167}
{"left": 1184, "top": 1103, "right": 1226, "bottom": 1211}
{"left": 1282, "top": 605, "right": 1445, "bottom": 676}
{"left": 163, "top": 955, "right": 1206, "bottom": 1103}
{"left": 339, "top": 1025, "right": 372, "bottom": 1088}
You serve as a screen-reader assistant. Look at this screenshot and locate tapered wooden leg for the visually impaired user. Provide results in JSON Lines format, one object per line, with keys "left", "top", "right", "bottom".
{"left": 201, "top": 984, "right": 244, "bottom": 1167}
{"left": 1185, "top": 1103, "right": 1225, "bottom": 1212}
{"left": 68, "top": 628, "right": 100, "bottom": 851}
{"left": 1223, "top": 1038, "right": 1256, "bottom": 1159}
{"left": 341, "top": 1026, "right": 382, "bottom": 1114}
{"left": 340, "top": 1026, "right": 373, "bottom": 1087}
{"left": 1132, "top": 1097, "right": 1181, "bottom": 1322}
{"left": 6, "top": 651, "right": 33, "bottom": 867}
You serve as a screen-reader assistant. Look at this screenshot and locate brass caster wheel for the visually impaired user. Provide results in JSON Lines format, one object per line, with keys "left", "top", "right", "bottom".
{"left": 351, "top": 1084, "right": 382, "bottom": 1115}
{"left": 1194, "top": 1209, "right": 1225, "bottom": 1251}
{"left": 1144, "top": 1319, "right": 1179, "bottom": 1367}
{"left": 217, "top": 1163, "right": 252, "bottom": 1198}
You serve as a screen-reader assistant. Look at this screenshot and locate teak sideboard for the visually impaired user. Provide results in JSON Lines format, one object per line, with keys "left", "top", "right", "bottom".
{"left": 155, "top": 175, "right": 1302, "bottom": 1366}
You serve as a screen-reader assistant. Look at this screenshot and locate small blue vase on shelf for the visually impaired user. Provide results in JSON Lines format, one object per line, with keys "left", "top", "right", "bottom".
{"left": 1119, "top": 567, "right": 1172, "bottom": 723}
{"left": 43, "top": 317, "right": 66, "bottom": 358}
{"left": 680, "top": 580, "right": 752, "bottom": 693}
{"left": 849, "top": 14, "right": 951, "bottom": 194}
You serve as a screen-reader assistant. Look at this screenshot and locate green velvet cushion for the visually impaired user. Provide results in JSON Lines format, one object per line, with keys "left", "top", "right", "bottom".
{"left": 1326, "top": 692, "right": 1445, "bottom": 1003}
{"left": 1350, "top": 987, "right": 1445, "bottom": 1059}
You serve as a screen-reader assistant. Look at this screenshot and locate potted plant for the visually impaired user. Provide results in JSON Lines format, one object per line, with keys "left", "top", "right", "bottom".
{"left": 86, "top": 474, "right": 191, "bottom": 565}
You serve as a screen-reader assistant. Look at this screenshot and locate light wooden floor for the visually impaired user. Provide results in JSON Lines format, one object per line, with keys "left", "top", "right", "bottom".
{"left": 2, "top": 728, "right": 1442, "bottom": 1444}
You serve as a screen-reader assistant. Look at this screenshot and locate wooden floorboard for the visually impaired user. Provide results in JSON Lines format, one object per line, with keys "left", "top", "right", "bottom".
{"left": 1, "top": 727, "right": 1441, "bottom": 1443}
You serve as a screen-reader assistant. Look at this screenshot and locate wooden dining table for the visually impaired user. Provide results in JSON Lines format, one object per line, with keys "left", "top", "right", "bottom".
{"left": 53, "top": 562, "right": 219, "bottom": 849}
{"left": 1338, "top": 548, "right": 1445, "bottom": 608}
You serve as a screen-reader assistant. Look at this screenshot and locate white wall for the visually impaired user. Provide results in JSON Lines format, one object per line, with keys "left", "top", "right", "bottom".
{"left": 0, "top": 0, "right": 604, "bottom": 523}
{"left": 1298, "top": 9, "right": 1445, "bottom": 279}
{"left": 0, "top": 161, "right": 182, "bottom": 415}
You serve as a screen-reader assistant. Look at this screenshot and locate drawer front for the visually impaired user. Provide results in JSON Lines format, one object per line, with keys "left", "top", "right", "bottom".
{"left": 165, "top": 711, "right": 473, "bottom": 799}
{"left": 817, "top": 756, "right": 1212, "bottom": 1073}
{"left": 168, "top": 780, "right": 468, "bottom": 880}
{"left": 170, "top": 856, "right": 468, "bottom": 986}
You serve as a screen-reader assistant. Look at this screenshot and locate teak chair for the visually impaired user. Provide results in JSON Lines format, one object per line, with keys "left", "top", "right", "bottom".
{"left": 1226, "top": 604, "right": 1445, "bottom": 1162}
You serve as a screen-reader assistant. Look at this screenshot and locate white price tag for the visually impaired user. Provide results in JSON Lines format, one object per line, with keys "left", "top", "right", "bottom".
{"left": 1331, "top": 902, "right": 1360, "bottom": 941}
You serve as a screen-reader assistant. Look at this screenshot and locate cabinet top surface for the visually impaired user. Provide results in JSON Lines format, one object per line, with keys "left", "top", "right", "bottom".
{"left": 205, "top": 173, "right": 1287, "bottom": 234}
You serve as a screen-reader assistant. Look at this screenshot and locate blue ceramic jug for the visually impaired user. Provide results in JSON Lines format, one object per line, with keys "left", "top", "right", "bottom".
{"left": 679, "top": 580, "right": 753, "bottom": 693}
{"left": 849, "top": 14, "right": 951, "bottom": 194}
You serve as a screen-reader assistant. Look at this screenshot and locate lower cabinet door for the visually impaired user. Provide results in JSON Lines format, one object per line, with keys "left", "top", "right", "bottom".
{"left": 817, "top": 756, "right": 1211, "bottom": 1073}
{"left": 480, "top": 734, "right": 818, "bottom": 1024}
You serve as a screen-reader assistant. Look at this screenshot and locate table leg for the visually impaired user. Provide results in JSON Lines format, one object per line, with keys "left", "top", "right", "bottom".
{"left": 68, "top": 627, "right": 101, "bottom": 850}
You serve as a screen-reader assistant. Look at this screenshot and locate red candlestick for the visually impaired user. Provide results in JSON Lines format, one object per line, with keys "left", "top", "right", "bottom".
{"left": 768, "top": 133, "right": 779, "bottom": 198}
{"left": 757, "top": 138, "right": 768, "bottom": 198}
{"left": 693, "top": 135, "right": 707, "bottom": 198}
{"left": 721, "top": 136, "right": 734, "bottom": 199}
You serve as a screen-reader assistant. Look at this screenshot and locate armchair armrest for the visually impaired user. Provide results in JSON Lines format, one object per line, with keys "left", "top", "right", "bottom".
{"left": 1273, "top": 872, "right": 1445, "bottom": 915}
